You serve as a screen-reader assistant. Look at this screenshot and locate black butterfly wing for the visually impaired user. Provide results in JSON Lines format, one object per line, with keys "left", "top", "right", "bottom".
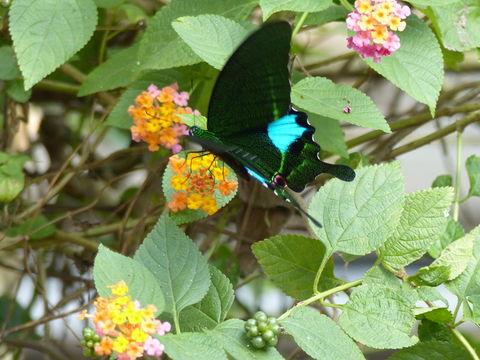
{"left": 207, "top": 21, "right": 292, "bottom": 137}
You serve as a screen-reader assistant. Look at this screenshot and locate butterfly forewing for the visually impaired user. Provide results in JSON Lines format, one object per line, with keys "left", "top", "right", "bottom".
{"left": 207, "top": 22, "right": 292, "bottom": 136}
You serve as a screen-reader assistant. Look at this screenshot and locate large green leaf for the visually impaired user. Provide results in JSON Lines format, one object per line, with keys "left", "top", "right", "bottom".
{"left": 339, "top": 285, "right": 417, "bottom": 349}
{"left": 365, "top": 15, "right": 443, "bottom": 116}
{"left": 388, "top": 341, "right": 469, "bottom": 359}
{"left": 310, "top": 114, "right": 348, "bottom": 157}
{"left": 431, "top": 0, "right": 480, "bottom": 52}
{"left": 281, "top": 307, "right": 365, "bottom": 360}
{"left": 9, "top": 0, "right": 97, "bottom": 89}
{"left": 179, "top": 266, "right": 234, "bottom": 332}
{"left": 309, "top": 162, "right": 404, "bottom": 255}
{"left": 0, "top": 46, "right": 20, "bottom": 80}
{"left": 381, "top": 187, "right": 453, "bottom": 268}
{"left": 466, "top": 155, "right": 480, "bottom": 197}
{"left": 292, "top": 77, "right": 389, "bottom": 132}
{"left": 78, "top": 43, "right": 141, "bottom": 96}
{"left": 363, "top": 266, "right": 417, "bottom": 304}
{"left": 428, "top": 217, "right": 464, "bottom": 258}
{"left": 134, "top": 214, "right": 210, "bottom": 315}
{"left": 138, "top": 0, "right": 257, "bottom": 70}
{"left": 0, "top": 152, "right": 30, "bottom": 202}
{"left": 162, "top": 332, "right": 227, "bottom": 360}
{"left": 208, "top": 319, "right": 284, "bottom": 360}
{"left": 252, "top": 235, "right": 336, "bottom": 300}
{"left": 414, "top": 307, "right": 453, "bottom": 324}
{"left": 93, "top": 245, "right": 165, "bottom": 314}
{"left": 303, "top": 5, "right": 349, "bottom": 26}
{"left": 260, "top": 0, "right": 333, "bottom": 21}
{"left": 172, "top": 15, "right": 248, "bottom": 70}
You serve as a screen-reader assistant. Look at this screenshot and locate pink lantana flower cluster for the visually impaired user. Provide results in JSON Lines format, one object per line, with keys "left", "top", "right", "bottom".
{"left": 346, "top": 0, "right": 411, "bottom": 62}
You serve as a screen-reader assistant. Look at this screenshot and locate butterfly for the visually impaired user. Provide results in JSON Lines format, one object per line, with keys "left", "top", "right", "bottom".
{"left": 186, "top": 21, "right": 355, "bottom": 227}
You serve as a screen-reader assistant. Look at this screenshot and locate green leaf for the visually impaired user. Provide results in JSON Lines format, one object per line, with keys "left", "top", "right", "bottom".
{"left": 177, "top": 114, "right": 208, "bottom": 129}
{"left": 464, "top": 295, "right": 480, "bottom": 324}
{"left": 416, "top": 286, "right": 448, "bottom": 306}
{"left": 5, "top": 215, "right": 56, "bottom": 240}
{"left": 409, "top": 266, "right": 451, "bottom": 287}
{"left": 432, "top": 174, "right": 452, "bottom": 188}
{"left": 93, "top": 245, "right": 165, "bottom": 314}
{"left": 381, "top": 187, "right": 453, "bottom": 268}
{"left": 0, "top": 152, "right": 29, "bottom": 202}
{"left": 466, "top": 155, "right": 480, "bottom": 197}
{"left": 208, "top": 319, "right": 284, "bottom": 360}
{"left": 292, "top": 77, "right": 389, "bottom": 132}
{"left": 309, "top": 114, "right": 348, "bottom": 157}
{"left": 339, "top": 285, "right": 417, "bottom": 349}
{"left": 94, "top": 0, "right": 124, "bottom": 7}
{"left": 363, "top": 266, "right": 417, "bottom": 304}
{"left": 162, "top": 151, "right": 238, "bottom": 225}
{"left": 106, "top": 69, "right": 188, "bottom": 129}
{"left": 281, "top": 307, "right": 365, "bottom": 360}
{"left": 252, "top": 235, "right": 337, "bottom": 300}
{"left": 78, "top": 43, "right": 141, "bottom": 96}
{"left": 303, "top": 5, "right": 349, "bottom": 26}
{"left": 0, "top": 296, "right": 32, "bottom": 338}
{"left": 179, "top": 266, "right": 234, "bottom": 332}
{"left": 446, "top": 226, "right": 480, "bottom": 299}
{"left": 414, "top": 307, "right": 453, "bottom": 324}
{"left": 387, "top": 341, "right": 470, "bottom": 360}
{"left": 428, "top": 217, "right": 465, "bottom": 258}
{"left": 172, "top": 15, "right": 248, "bottom": 70}
{"left": 6, "top": 79, "right": 32, "bottom": 103}
{"left": 9, "top": 0, "right": 97, "bottom": 89}
{"left": 418, "top": 320, "right": 453, "bottom": 342}
{"left": 431, "top": 0, "right": 480, "bottom": 51}
{"left": 442, "top": 47, "right": 464, "bottom": 70}
{"left": 0, "top": 46, "right": 20, "bottom": 80}
{"left": 162, "top": 332, "right": 227, "bottom": 360}
{"left": 309, "top": 162, "right": 404, "bottom": 255}
{"left": 260, "top": 0, "right": 333, "bottom": 21}
{"left": 134, "top": 214, "right": 210, "bottom": 315}
{"left": 409, "top": 0, "right": 459, "bottom": 5}
{"left": 138, "top": 0, "right": 257, "bottom": 70}
{"left": 365, "top": 15, "right": 443, "bottom": 117}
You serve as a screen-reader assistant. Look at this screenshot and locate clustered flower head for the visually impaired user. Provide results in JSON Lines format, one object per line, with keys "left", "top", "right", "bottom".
{"left": 346, "top": 0, "right": 411, "bottom": 62}
{"left": 79, "top": 280, "right": 171, "bottom": 360}
{"left": 168, "top": 153, "right": 237, "bottom": 215}
{"left": 129, "top": 83, "right": 199, "bottom": 153}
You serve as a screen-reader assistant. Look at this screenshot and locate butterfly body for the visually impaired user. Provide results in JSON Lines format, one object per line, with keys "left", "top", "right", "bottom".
{"left": 187, "top": 21, "right": 355, "bottom": 227}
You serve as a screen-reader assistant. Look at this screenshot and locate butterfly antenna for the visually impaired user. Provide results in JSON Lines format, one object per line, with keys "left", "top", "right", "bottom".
{"left": 274, "top": 188, "right": 323, "bottom": 228}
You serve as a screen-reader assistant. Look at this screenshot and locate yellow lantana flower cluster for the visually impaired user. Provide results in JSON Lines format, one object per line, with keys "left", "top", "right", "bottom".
{"left": 129, "top": 83, "right": 199, "bottom": 152}
{"left": 79, "top": 280, "right": 170, "bottom": 360}
{"left": 168, "top": 153, "right": 237, "bottom": 215}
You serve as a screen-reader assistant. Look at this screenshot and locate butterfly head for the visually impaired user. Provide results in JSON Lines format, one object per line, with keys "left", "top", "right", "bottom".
{"left": 188, "top": 125, "right": 201, "bottom": 136}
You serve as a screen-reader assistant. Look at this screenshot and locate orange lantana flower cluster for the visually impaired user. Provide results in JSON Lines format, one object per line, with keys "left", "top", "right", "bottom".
{"left": 129, "top": 83, "right": 199, "bottom": 152}
{"left": 168, "top": 153, "right": 237, "bottom": 215}
{"left": 79, "top": 281, "right": 170, "bottom": 360}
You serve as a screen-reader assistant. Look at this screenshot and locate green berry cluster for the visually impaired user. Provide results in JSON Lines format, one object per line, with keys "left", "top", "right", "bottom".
{"left": 244, "top": 311, "right": 281, "bottom": 349}
{"left": 80, "top": 327, "right": 100, "bottom": 358}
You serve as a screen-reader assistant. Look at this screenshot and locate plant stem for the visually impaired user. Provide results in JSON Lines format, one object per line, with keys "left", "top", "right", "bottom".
{"left": 453, "top": 129, "right": 463, "bottom": 221}
{"left": 339, "top": 0, "right": 355, "bottom": 11}
{"left": 451, "top": 328, "right": 479, "bottom": 360}
{"left": 292, "top": 12, "right": 309, "bottom": 39}
{"left": 278, "top": 279, "right": 362, "bottom": 320}
{"left": 313, "top": 252, "right": 331, "bottom": 295}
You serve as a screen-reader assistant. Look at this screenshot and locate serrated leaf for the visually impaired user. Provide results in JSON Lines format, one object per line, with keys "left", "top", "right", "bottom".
{"left": 281, "top": 307, "right": 365, "bottom": 360}
{"left": 177, "top": 114, "right": 208, "bottom": 129}
{"left": 93, "top": 245, "right": 165, "bottom": 314}
{"left": 414, "top": 307, "right": 453, "bottom": 324}
{"left": 79, "top": 43, "right": 141, "bottom": 96}
{"left": 0, "top": 46, "right": 20, "bottom": 80}
{"left": 303, "top": 5, "right": 349, "bottom": 26}
{"left": 363, "top": 266, "right": 417, "bottom": 304}
{"left": 179, "top": 266, "right": 234, "bottom": 332}
{"left": 428, "top": 232, "right": 473, "bottom": 279}
{"left": 162, "top": 332, "right": 227, "bottom": 360}
{"left": 162, "top": 151, "right": 238, "bottom": 225}
{"left": 252, "top": 235, "right": 337, "bottom": 300}
{"left": 428, "top": 217, "right": 465, "bottom": 258}
{"left": 260, "top": 0, "right": 333, "bottom": 21}
{"left": 172, "top": 15, "right": 248, "bottom": 70}
{"left": 0, "top": 152, "right": 29, "bottom": 202}
{"left": 381, "top": 187, "right": 453, "bottom": 268}
{"left": 292, "top": 77, "right": 389, "bottom": 132}
{"left": 138, "top": 0, "right": 257, "bottom": 70}
{"left": 409, "top": 265, "right": 451, "bottom": 287}
{"left": 9, "top": 0, "right": 97, "bottom": 89}
{"left": 387, "top": 341, "right": 470, "bottom": 360}
{"left": 105, "top": 69, "right": 188, "bottom": 129}
{"left": 431, "top": 0, "right": 480, "bottom": 52}
{"left": 416, "top": 286, "right": 448, "bottom": 306}
{"left": 310, "top": 114, "right": 348, "bottom": 157}
{"left": 339, "top": 285, "right": 417, "bottom": 349}
{"left": 365, "top": 15, "right": 443, "bottom": 117}
{"left": 418, "top": 320, "right": 453, "bottom": 343}
{"left": 432, "top": 174, "right": 452, "bottom": 188}
{"left": 134, "top": 214, "right": 210, "bottom": 315}
{"left": 466, "top": 155, "right": 480, "bottom": 197}
{"left": 208, "top": 319, "right": 284, "bottom": 360}
{"left": 309, "top": 162, "right": 404, "bottom": 255}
